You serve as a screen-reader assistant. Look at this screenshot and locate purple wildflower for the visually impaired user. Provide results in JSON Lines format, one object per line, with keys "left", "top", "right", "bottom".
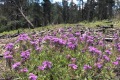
{"left": 105, "top": 50, "right": 112, "bottom": 55}
{"left": 42, "top": 61, "right": 52, "bottom": 69}
{"left": 98, "top": 40, "right": 104, "bottom": 46}
{"left": 87, "top": 36, "right": 94, "bottom": 43}
{"left": 68, "top": 64, "right": 78, "bottom": 70}
{"left": 68, "top": 37, "right": 77, "bottom": 43}
{"left": 113, "top": 61, "right": 119, "bottom": 66}
{"left": 20, "top": 68, "right": 28, "bottom": 73}
{"left": 5, "top": 43, "right": 14, "bottom": 50}
{"left": 30, "top": 40, "right": 38, "bottom": 47}
{"left": 35, "top": 46, "right": 42, "bottom": 51}
{"left": 82, "top": 33, "right": 87, "bottom": 40}
{"left": 75, "top": 32, "right": 80, "bottom": 36}
{"left": 94, "top": 62, "right": 102, "bottom": 69}
{"left": 52, "top": 38, "right": 66, "bottom": 45}
{"left": 18, "top": 33, "right": 30, "bottom": 41}
{"left": 38, "top": 66, "right": 45, "bottom": 71}
{"left": 67, "top": 42, "right": 77, "bottom": 50}
{"left": 88, "top": 46, "right": 96, "bottom": 53}
{"left": 12, "top": 62, "right": 21, "bottom": 70}
{"left": 4, "top": 51, "right": 13, "bottom": 59}
{"left": 29, "top": 73, "right": 37, "bottom": 80}
{"left": 38, "top": 61, "right": 52, "bottom": 71}
{"left": 66, "top": 33, "right": 74, "bottom": 38}
{"left": 88, "top": 46, "right": 102, "bottom": 56}
{"left": 117, "top": 56, "right": 120, "bottom": 61}
{"left": 83, "top": 65, "right": 92, "bottom": 70}
{"left": 103, "top": 55, "right": 110, "bottom": 61}
{"left": 21, "top": 50, "right": 30, "bottom": 60}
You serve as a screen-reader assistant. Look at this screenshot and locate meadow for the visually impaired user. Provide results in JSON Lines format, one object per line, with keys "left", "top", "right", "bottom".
{"left": 1, "top": 21, "right": 120, "bottom": 80}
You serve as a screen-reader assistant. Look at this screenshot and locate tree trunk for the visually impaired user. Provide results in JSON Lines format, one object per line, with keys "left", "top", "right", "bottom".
{"left": 18, "top": 8, "right": 34, "bottom": 29}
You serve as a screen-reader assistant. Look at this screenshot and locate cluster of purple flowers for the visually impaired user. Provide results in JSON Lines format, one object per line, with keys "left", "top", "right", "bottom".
{"left": 88, "top": 46, "right": 102, "bottom": 56}
{"left": 94, "top": 62, "right": 103, "bottom": 69}
{"left": 86, "top": 35, "right": 94, "bottom": 44}
{"left": 20, "top": 68, "right": 28, "bottom": 73}
{"left": 3, "top": 27, "right": 120, "bottom": 80}
{"left": 38, "top": 61, "right": 52, "bottom": 71}
{"left": 12, "top": 62, "right": 21, "bottom": 70}
{"left": 21, "top": 50, "right": 31, "bottom": 60}
{"left": 105, "top": 50, "right": 112, "bottom": 55}
{"left": 5, "top": 43, "right": 14, "bottom": 51}
{"left": 68, "top": 64, "right": 78, "bottom": 70}
{"left": 103, "top": 55, "right": 110, "bottom": 61}
{"left": 113, "top": 56, "right": 120, "bottom": 66}
{"left": 4, "top": 51, "right": 13, "bottom": 59}
{"left": 83, "top": 64, "right": 92, "bottom": 70}
{"left": 66, "top": 54, "right": 78, "bottom": 70}
{"left": 30, "top": 40, "right": 38, "bottom": 47}
{"left": 67, "top": 37, "right": 77, "bottom": 50}
{"left": 115, "top": 43, "right": 120, "bottom": 51}
{"left": 51, "top": 37, "right": 66, "bottom": 45}
{"left": 17, "top": 33, "right": 30, "bottom": 41}
{"left": 29, "top": 73, "right": 37, "bottom": 80}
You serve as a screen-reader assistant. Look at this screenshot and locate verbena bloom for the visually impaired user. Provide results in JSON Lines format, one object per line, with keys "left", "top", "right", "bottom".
{"left": 94, "top": 63, "right": 102, "bottom": 69}
{"left": 35, "top": 46, "right": 42, "bottom": 51}
{"left": 21, "top": 50, "right": 30, "bottom": 60}
{"left": 105, "top": 50, "right": 112, "bottom": 55}
{"left": 117, "top": 56, "right": 120, "bottom": 61}
{"left": 67, "top": 37, "right": 78, "bottom": 49}
{"left": 80, "top": 36, "right": 85, "bottom": 41}
{"left": 29, "top": 73, "right": 37, "bottom": 80}
{"left": 42, "top": 61, "right": 52, "bottom": 69}
{"left": 18, "top": 33, "right": 30, "bottom": 41}
{"left": 4, "top": 51, "right": 13, "bottom": 59}
{"left": 52, "top": 37, "right": 66, "bottom": 45}
{"left": 103, "top": 55, "right": 110, "bottom": 61}
{"left": 30, "top": 40, "right": 38, "bottom": 47}
{"left": 94, "top": 49, "right": 102, "bottom": 56}
{"left": 82, "top": 33, "right": 87, "bottom": 40}
{"left": 115, "top": 43, "right": 120, "bottom": 51}
{"left": 113, "top": 61, "right": 119, "bottom": 66}
{"left": 88, "top": 46, "right": 96, "bottom": 53}
{"left": 67, "top": 33, "right": 74, "bottom": 38}
{"left": 5, "top": 43, "right": 14, "bottom": 50}
{"left": 43, "top": 36, "right": 53, "bottom": 42}
{"left": 83, "top": 65, "right": 92, "bottom": 70}
{"left": 12, "top": 62, "right": 21, "bottom": 70}
{"left": 88, "top": 46, "right": 101, "bottom": 56}
{"left": 38, "top": 66, "right": 45, "bottom": 71}
{"left": 98, "top": 40, "right": 104, "bottom": 46}
{"left": 68, "top": 64, "right": 78, "bottom": 70}
{"left": 67, "top": 42, "right": 77, "bottom": 50}
{"left": 87, "top": 36, "right": 94, "bottom": 43}
{"left": 75, "top": 32, "right": 80, "bottom": 36}
{"left": 68, "top": 37, "right": 77, "bottom": 43}
{"left": 20, "top": 68, "right": 28, "bottom": 73}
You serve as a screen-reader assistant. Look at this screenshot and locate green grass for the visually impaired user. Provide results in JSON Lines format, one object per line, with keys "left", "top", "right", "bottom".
{"left": 1, "top": 20, "right": 120, "bottom": 36}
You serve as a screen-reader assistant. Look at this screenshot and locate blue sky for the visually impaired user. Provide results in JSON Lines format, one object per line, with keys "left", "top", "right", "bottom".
{"left": 52, "top": 0, "right": 87, "bottom": 4}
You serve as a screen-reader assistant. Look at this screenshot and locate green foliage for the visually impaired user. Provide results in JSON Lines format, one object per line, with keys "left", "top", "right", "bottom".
{"left": 2, "top": 25, "right": 119, "bottom": 80}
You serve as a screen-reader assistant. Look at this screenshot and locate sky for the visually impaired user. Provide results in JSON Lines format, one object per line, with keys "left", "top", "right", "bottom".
{"left": 52, "top": 0, "right": 87, "bottom": 4}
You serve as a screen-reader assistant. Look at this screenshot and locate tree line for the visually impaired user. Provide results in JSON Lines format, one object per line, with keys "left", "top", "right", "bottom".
{"left": 0, "top": 0, "right": 119, "bottom": 32}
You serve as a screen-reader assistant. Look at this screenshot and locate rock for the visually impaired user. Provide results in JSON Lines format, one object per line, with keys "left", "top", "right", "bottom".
{"left": 104, "top": 37, "right": 113, "bottom": 42}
